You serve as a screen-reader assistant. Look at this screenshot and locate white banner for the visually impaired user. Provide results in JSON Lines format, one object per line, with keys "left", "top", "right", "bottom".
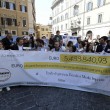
{"left": 0, "top": 50, "right": 110, "bottom": 96}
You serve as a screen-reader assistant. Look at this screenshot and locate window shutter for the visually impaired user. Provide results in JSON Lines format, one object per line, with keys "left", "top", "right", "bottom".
{"left": 13, "top": 3, "right": 16, "bottom": 10}
{"left": 1, "top": 17, "right": 4, "bottom": 25}
{"left": 20, "top": 5, "right": 22, "bottom": 11}
{"left": 23, "top": 20, "right": 26, "bottom": 27}
{"left": 25, "top": 6, "right": 27, "bottom": 12}
{"left": 15, "top": 19, "right": 17, "bottom": 26}
{"left": 7, "top": 18, "right": 9, "bottom": 25}
{"left": 26, "top": 32, "right": 28, "bottom": 35}
{"left": 6, "top": 2, "right": 9, "bottom": 9}
{"left": 22, "top": 31, "right": 24, "bottom": 35}
{"left": 9, "top": 18, "right": 12, "bottom": 25}
{"left": 0, "top": 0, "right": 1, "bottom": 7}
{"left": 7, "top": 18, "right": 12, "bottom": 25}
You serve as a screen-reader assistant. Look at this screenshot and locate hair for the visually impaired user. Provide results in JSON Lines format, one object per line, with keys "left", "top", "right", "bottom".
{"left": 56, "top": 30, "right": 60, "bottom": 33}
{"left": 79, "top": 41, "right": 85, "bottom": 48}
{"left": 71, "top": 46, "right": 76, "bottom": 52}
{"left": 86, "top": 43, "right": 94, "bottom": 52}
{"left": 83, "top": 40, "right": 88, "bottom": 43}
{"left": 67, "top": 41, "right": 73, "bottom": 47}
{"left": 16, "top": 37, "right": 23, "bottom": 43}
{"left": 77, "top": 37, "right": 81, "bottom": 41}
{"left": 101, "top": 36, "right": 108, "bottom": 41}
{"left": 40, "top": 40, "right": 44, "bottom": 45}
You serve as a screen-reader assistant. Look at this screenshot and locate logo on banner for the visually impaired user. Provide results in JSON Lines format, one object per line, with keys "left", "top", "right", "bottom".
{"left": 0, "top": 68, "right": 11, "bottom": 82}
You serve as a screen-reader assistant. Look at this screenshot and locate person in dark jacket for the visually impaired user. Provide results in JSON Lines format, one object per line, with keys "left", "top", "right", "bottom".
{"left": 53, "top": 30, "right": 63, "bottom": 46}
{"left": 105, "top": 38, "right": 110, "bottom": 53}
{"left": 96, "top": 36, "right": 108, "bottom": 52}
{"left": 2, "top": 33, "right": 13, "bottom": 50}
{"left": 29, "top": 34, "right": 35, "bottom": 48}
{"left": 49, "top": 34, "right": 54, "bottom": 50}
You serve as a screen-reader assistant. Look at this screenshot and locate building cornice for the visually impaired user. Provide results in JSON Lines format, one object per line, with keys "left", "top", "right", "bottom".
{"left": 51, "top": 0, "right": 63, "bottom": 9}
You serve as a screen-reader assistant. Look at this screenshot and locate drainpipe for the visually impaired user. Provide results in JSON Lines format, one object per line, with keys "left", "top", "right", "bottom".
{"left": 82, "top": 0, "right": 86, "bottom": 38}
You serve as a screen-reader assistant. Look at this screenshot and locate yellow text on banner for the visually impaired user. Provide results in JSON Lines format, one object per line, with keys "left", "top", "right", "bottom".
{"left": 24, "top": 62, "right": 110, "bottom": 75}
{"left": 60, "top": 54, "right": 110, "bottom": 66}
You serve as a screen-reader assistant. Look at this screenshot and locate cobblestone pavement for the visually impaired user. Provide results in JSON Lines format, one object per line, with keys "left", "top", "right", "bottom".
{"left": 0, "top": 86, "right": 110, "bottom": 110}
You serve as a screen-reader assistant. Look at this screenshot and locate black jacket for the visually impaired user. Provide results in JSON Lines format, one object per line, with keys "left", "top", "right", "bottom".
{"left": 105, "top": 45, "right": 110, "bottom": 53}
{"left": 11, "top": 44, "right": 19, "bottom": 50}
{"left": 96, "top": 44, "right": 106, "bottom": 52}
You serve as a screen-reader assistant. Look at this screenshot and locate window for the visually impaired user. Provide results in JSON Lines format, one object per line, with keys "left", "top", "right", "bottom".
{"left": 65, "top": 24, "right": 68, "bottom": 29}
{"left": 1, "top": 17, "right": 17, "bottom": 26}
{"left": 66, "top": 2, "right": 69, "bottom": 8}
{"left": 87, "top": 2, "right": 93, "bottom": 11}
{"left": 0, "top": 1, "right": 16, "bottom": 10}
{"left": 74, "top": 5, "right": 79, "bottom": 16}
{"left": 41, "top": 28, "right": 44, "bottom": 31}
{"left": 22, "top": 18, "right": 26, "bottom": 27}
{"left": 61, "top": 15, "right": 64, "bottom": 21}
{"left": 1, "top": 17, "right": 5, "bottom": 25}
{"left": 61, "top": 25, "right": 63, "bottom": 30}
{"left": 1, "top": 17, "right": 8, "bottom": 26}
{"left": 61, "top": 16, "right": 62, "bottom": 21}
{"left": 61, "top": 5, "right": 63, "bottom": 11}
{"left": 7, "top": 18, "right": 12, "bottom": 25}
{"left": 55, "top": 19, "right": 56, "bottom": 24}
{"left": 87, "top": 17, "right": 90, "bottom": 25}
{"left": 97, "top": 0, "right": 105, "bottom": 7}
{"left": 57, "top": 26, "right": 59, "bottom": 30}
{"left": 57, "top": 8, "right": 59, "bottom": 14}
{"left": 98, "top": 14, "right": 102, "bottom": 23}
{"left": 52, "top": 20, "right": 54, "bottom": 25}
{"left": 46, "top": 28, "right": 48, "bottom": 31}
{"left": 57, "top": 17, "right": 60, "bottom": 23}
{"left": 22, "top": 31, "right": 28, "bottom": 35}
{"left": 1, "top": 1, "right": 6, "bottom": 8}
{"left": 6, "top": 2, "right": 10, "bottom": 9}
{"left": 9, "top": 2, "right": 16, "bottom": 10}
{"left": 65, "top": 13, "right": 68, "bottom": 19}
{"left": 20, "top": 5, "right": 27, "bottom": 12}
{"left": 12, "top": 30, "right": 16, "bottom": 35}
{"left": 5, "top": 30, "right": 8, "bottom": 34}
{"left": 12, "top": 19, "right": 17, "bottom": 26}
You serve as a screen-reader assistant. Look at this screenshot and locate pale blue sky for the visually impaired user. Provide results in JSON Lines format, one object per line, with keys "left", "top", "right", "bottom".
{"left": 35, "top": 0, "right": 53, "bottom": 25}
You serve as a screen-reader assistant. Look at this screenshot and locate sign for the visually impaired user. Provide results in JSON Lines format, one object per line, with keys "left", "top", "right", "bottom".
{"left": 0, "top": 50, "right": 110, "bottom": 96}
{"left": 28, "top": 28, "right": 35, "bottom": 34}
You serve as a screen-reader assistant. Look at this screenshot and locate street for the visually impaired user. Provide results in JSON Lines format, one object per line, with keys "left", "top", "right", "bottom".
{"left": 0, "top": 86, "right": 110, "bottom": 110}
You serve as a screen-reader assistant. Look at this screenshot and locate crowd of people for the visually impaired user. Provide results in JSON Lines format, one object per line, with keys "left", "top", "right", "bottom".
{"left": 0, "top": 31, "right": 110, "bottom": 91}
{"left": 0, "top": 31, "right": 110, "bottom": 53}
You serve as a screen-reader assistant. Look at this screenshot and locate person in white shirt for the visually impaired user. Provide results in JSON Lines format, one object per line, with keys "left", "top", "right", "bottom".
{"left": 51, "top": 41, "right": 64, "bottom": 52}
{"left": 11, "top": 37, "right": 24, "bottom": 50}
{"left": 77, "top": 41, "right": 85, "bottom": 52}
